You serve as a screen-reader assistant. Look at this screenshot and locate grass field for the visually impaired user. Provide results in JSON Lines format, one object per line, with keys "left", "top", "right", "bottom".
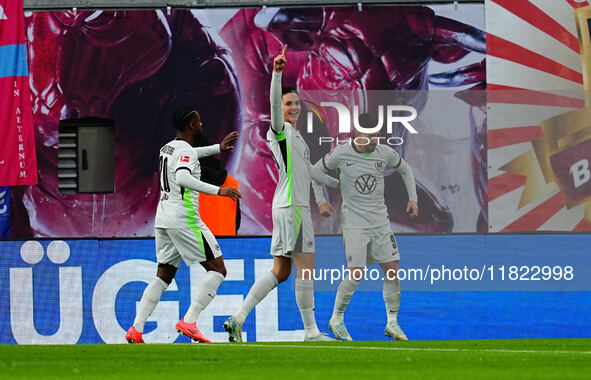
{"left": 1, "top": 339, "right": 590, "bottom": 379}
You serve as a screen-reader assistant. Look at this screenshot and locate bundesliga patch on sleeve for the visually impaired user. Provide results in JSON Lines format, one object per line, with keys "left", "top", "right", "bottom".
{"left": 180, "top": 155, "right": 190, "bottom": 163}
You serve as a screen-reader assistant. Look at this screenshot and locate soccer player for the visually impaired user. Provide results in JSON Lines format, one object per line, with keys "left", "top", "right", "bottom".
{"left": 224, "top": 46, "right": 336, "bottom": 342}
{"left": 126, "top": 106, "right": 242, "bottom": 343}
{"left": 311, "top": 114, "right": 419, "bottom": 341}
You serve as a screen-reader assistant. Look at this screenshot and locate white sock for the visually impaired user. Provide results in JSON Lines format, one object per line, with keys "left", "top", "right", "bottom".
{"left": 233, "top": 271, "right": 279, "bottom": 325}
{"left": 183, "top": 271, "right": 224, "bottom": 324}
{"left": 331, "top": 278, "right": 360, "bottom": 323}
{"left": 133, "top": 277, "right": 168, "bottom": 333}
{"left": 383, "top": 278, "right": 401, "bottom": 325}
{"left": 296, "top": 278, "right": 320, "bottom": 337}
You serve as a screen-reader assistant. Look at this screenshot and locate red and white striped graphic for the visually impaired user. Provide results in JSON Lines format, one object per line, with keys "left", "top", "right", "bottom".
{"left": 487, "top": 0, "right": 591, "bottom": 232}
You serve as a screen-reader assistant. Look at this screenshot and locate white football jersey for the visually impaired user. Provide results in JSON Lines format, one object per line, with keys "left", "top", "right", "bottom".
{"left": 267, "top": 122, "right": 312, "bottom": 209}
{"left": 155, "top": 139, "right": 219, "bottom": 229}
{"left": 321, "top": 143, "right": 417, "bottom": 229}
{"left": 268, "top": 71, "right": 312, "bottom": 209}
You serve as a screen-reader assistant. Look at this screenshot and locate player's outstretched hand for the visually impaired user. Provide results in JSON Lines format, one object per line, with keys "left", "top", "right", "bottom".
{"left": 218, "top": 187, "right": 242, "bottom": 200}
{"left": 406, "top": 201, "right": 418, "bottom": 218}
{"left": 273, "top": 45, "right": 288, "bottom": 73}
{"left": 220, "top": 131, "right": 239, "bottom": 151}
{"left": 319, "top": 202, "right": 336, "bottom": 217}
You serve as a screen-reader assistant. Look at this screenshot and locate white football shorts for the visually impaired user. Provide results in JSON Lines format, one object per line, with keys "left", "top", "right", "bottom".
{"left": 270, "top": 205, "right": 315, "bottom": 257}
{"left": 343, "top": 225, "right": 400, "bottom": 267}
{"left": 155, "top": 226, "right": 221, "bottom": 267}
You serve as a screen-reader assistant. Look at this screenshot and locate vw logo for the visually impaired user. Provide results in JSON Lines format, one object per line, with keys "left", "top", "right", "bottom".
{"left": 355, "top": 174, "right": 377, "bottom": 194}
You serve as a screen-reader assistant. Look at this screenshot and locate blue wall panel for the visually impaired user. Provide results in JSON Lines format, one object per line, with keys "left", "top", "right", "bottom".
{"left": 0, "top": 235, "right": 589, "bottom": 344}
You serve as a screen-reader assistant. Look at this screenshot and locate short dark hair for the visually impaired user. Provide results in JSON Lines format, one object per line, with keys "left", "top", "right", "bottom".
{"left": 172, "top": 106, "right": 199, "bottom": 131}
{"left": 282, "top": 86, "right": 299, "bottom": 97}
{"left": 358, "top": 113, "right": 379, "bottom": 130}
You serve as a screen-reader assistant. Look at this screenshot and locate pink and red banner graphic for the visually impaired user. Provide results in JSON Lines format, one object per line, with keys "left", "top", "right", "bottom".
{"left": 0, "top": 0, "right": 37, "bottom": 186}
{"left": 11, "top": 5, "right": 485, "bottom": 237}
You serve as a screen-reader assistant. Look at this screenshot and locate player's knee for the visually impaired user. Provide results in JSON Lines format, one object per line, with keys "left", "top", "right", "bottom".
{"left": 157, "top": 263, "right": 177, "bottom": 285}
{"left": 204, "top": 262, "right": 227, "bottom": 278}
{"left": 215, "top": 266, "right": 227, "bottom": 278}
{"left": 157, "top": 273, "right": 174, "bottom": 285}
{"left": 273, "top": 268, "right": 290, "bottom": 283}
{"left": 277, "top": 271, "right": 291, "bottom": 283}
{"left": 350, "top": 267, "right": 365, "bottom": 281}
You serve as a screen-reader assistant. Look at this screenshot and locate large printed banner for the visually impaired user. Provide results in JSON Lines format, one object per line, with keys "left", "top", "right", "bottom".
{"left": 0, "top": 235, "right": 590, "bottom": 344}
{"left": 486, "top": 0, "right": 591, "bottom": 232}
{"left": 10, "top": 4, "right": 486, "bottom": 238}
{"left": 0, "top": 0, "right": 37, "bottom": 186}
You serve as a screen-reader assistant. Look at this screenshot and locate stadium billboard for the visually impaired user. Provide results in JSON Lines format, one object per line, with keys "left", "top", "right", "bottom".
{"left": 11, "top": 4, "right": 486, "bottom": 238}
{"left": 486, "top": 0, "right": 591, "bottom": 232}
{"left": 1, "top": 235, "right": 589, "bottom": 344}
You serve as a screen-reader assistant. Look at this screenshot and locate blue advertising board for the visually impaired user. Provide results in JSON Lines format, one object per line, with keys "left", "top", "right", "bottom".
{"left": 0, "top": 234, "right": 590, "bottom": 344}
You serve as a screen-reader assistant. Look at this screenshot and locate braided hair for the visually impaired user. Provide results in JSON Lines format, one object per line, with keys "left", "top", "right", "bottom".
{"left": 172, "top": 106, "right": 199, "bottom": 131}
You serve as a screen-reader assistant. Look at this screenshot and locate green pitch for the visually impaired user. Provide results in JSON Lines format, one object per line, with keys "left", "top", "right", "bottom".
{"left": 1, "top": 339, "right": 590, "bottom": 379}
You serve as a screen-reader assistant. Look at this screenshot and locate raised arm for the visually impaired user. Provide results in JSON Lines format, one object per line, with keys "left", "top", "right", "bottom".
{"left": 195, "top": 131, "right": 239, "bottom": 157}
{"left": 270, "top": 45, "right": 288, "bottom": 134}
{"left": 195, "top": 144, "right": 221, "bottom": 158}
